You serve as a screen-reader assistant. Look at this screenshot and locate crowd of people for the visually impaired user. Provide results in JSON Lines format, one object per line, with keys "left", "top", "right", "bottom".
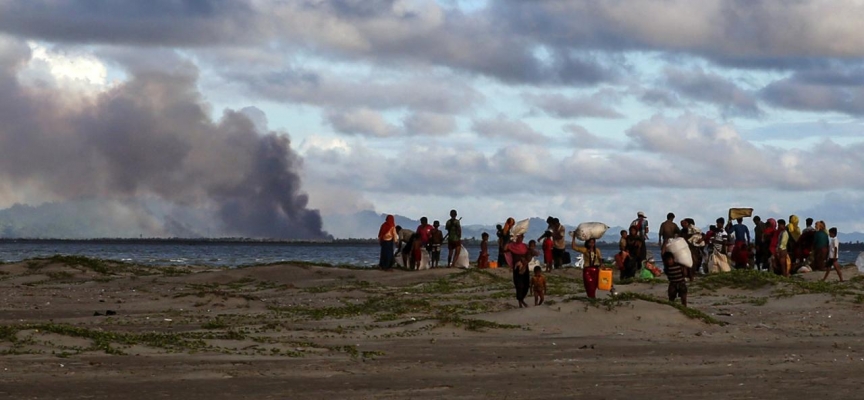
{"left": 376, "top": 210, "right": 463, "bottom": 272}
{"left": 377, "top": 210, "right": 846, "bottom": 308}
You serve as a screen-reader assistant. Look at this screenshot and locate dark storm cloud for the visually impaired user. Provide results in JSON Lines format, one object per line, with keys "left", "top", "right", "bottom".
{"left": 0, "top": 0, "right": 260, "bottom": 46}
{"left": 0, "top": 39, "right": 327, "bottom": 239}
{"left": 664, "top": 68, "right": 762, "bottom": 117}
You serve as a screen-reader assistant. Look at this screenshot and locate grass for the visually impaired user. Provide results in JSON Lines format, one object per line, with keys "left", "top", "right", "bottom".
{"left": 1, "top": 323, "right": 210, "bottom": 355}
{"left": 48, "top": 255, "right": 114, "bottom": 275}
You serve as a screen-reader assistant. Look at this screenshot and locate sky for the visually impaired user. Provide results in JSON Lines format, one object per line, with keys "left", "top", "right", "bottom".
{"left": 1, "top": 0, "right": 864, "bottom": 238}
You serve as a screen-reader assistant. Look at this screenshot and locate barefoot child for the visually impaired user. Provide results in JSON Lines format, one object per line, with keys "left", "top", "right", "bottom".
{"left": 531, "top": 266, "right": 546, "bottom": 305}
{"left": 662, "top": 251, "right": 687, "bottom": 307}
{"left": 822, "top": 227, "right": 844, "bottom": 282}
{"left": 477, "top": 232, "right": 490, "bottom": 269}
{"left": 429, "top": 221, "right": 444, "bottom": 268}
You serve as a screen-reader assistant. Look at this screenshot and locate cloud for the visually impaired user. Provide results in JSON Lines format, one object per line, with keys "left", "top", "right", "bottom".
{"left": 746, "top": 120, "right": 864, "bottom": 141}
{"left": 664, "top": 67, "right": 762, "bottom": 117}
{"left": 402, "top": 111, "right": 457, "bottom": 136}
{"left": 472, "top": 116, "right": 549, "bottom": 142}
{"left": 524, "top": 91, "right": 624, "bottom": 119}
{"left": 638, "top": 87, "right": 682, "bottom": 108}
{"left": 564, "top": 124, "right": 619, "bottom": 149}
{"left": 227, "top": 68, "right": 481, "bottom": 114}
{"left": 490, "top": 1, "right": 864, "bottom": 67}
{"left": 0, "top": 1, "right": 620, "bottom": 86}
{"left": 325, "top": 108, "right": 400, "bottom": 137}
{"left": 325, "top": 108, "right": 457, "bottom": 137}
{"left": 761, "top": 66, "right": 864, "bottom": 116}
{"left": 0, "top": 0, "right": 261, "bottom": 46}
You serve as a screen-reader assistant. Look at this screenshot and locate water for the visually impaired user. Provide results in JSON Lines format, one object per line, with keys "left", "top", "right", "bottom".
{"left": 0, "top": 240, "right": 859, "bottom": 268}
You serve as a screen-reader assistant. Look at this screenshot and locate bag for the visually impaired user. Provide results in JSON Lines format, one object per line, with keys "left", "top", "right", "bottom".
{"left": 454, "top": 245, "right": 470, "bottom": 269}
{"left": 574, "top": 222, "right": 610, "bottom": 241}
{"left": 708, "top": 253, "right": 731, "bottom": 273}
{"left": 666, "top": 237, "right": 693, "bottom": 268}
{"left": 856, "top": 252, "right": 864, "bottom": 273}
{"left": 562, "top": 251, "right": 572, "bottom": 265}
{"left": 639, "top": 267, "right": 655, "bottom": 280}
{"left": 511, "top": 219, "right": 530, "bottom": 237}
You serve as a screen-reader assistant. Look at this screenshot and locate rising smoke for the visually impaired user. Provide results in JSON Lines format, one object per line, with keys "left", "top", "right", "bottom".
{"left": 0, "top": 39, "right": 328, "bottom": 239}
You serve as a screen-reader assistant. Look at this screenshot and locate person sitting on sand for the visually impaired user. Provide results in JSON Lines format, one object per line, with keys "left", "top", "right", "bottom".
{"left": 477, "top": 232, "right": 490, "bottom": 269}
{"left": 662, "top": 251, "right": 687, "bottom": 307}
{"left": 531, "top": 266, "right": 546, "bottom": 306}
{"left": 571, "top": 236, "right": 603, "bottom": 299}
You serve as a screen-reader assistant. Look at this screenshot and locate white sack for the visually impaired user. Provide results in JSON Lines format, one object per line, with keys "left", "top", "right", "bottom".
{"left": 574, "top": 222, "right": 610, "bottom": 241}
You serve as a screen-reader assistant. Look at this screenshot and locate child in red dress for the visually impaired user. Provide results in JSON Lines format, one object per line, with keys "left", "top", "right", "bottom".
{"left": 477, "top": 232, "right": 490, "bottom": 269}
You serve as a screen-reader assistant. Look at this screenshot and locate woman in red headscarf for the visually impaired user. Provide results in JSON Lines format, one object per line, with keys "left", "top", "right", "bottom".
{"left": 378, "top": 215, "right": 397, "bottom": 271}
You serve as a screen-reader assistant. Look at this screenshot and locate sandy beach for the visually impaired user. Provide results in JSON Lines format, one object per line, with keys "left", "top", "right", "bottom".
{"left": 2, "top": 257, "right": 864, "bottom": 399}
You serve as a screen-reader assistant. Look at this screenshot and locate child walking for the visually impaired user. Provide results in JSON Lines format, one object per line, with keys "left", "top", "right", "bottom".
{"left": 531, "top": 266, "right": 546, "bottom": 305}
{"left": 477, "top": 232, "right": 490, "bottom": 269}
{"left": 822, "top": 227, "right": 844, "bottom": 282}
{"left": 662, "top": 252, "right": 688, "bottom": 307}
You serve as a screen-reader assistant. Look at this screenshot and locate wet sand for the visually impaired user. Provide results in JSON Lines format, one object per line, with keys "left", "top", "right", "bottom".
{"left": 2, "top": 257, "right": 864, "bottom": 399}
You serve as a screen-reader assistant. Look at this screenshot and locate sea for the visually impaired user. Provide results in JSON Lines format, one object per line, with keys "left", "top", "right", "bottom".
{"left": 0, "top": 240, "right": 860, "bottom": 268}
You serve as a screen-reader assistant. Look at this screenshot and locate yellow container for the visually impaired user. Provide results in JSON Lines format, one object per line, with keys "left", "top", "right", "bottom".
{"left": 489, "top": 261, "right": 498, "bottom": 269}
{"left": 598, "top": 268, "right": 613, "bottom": 291}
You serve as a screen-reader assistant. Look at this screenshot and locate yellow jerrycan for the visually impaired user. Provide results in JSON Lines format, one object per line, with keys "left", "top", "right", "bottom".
{"left": 598, "top": 267, "right": 614, "bottom": 291}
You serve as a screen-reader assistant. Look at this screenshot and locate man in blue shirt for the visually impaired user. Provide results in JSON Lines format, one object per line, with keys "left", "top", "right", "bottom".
{"left": 730, "top": 218, "right": 750, "bottom": 269}
{"left": 731, "top": 218, "right": 750, "bottom": 245}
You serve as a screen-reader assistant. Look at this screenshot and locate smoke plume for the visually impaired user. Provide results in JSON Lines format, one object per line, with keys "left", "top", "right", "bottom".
{"left": 0, "top": 39, "right": 328, "bottom": 239}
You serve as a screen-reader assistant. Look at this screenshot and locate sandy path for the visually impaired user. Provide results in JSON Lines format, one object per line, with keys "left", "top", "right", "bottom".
{"left": 2, "top": 257, "right": 864, "bottom": 399}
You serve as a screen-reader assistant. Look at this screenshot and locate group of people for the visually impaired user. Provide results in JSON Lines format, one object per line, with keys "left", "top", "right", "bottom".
{"left": 376, "top": 210, "right": 464, "bottom": 271}
{"left": 377, "top": 210, "right": 846, "bottom": 308}
{"left": 625, "top": 212, "right": 844, "bottom": 288}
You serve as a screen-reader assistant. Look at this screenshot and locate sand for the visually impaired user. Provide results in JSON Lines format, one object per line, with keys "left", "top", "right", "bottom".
{"left": 2, "top": 257, "right": 864, "bottom": 399}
